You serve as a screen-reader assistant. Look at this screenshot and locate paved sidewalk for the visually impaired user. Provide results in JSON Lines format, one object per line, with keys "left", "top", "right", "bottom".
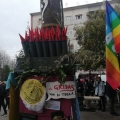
{"left": 0, "top": 109, "right": 9, "bottom": 120}
{"left": 80, "top": 103, "right": 120, "bottom": 120}
{"left": 81, "top": 110, "right": 120, "bottom": 120}
{"left": 0, "top": 103, "right": 120, "bottom": 120}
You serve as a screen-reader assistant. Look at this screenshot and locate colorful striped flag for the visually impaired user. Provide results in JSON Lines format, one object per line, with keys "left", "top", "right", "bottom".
{"left": 106, "top": 1, "right": 120, "bottom": 89}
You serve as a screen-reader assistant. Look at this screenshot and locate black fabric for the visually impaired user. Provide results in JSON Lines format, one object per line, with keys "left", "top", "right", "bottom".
{"left": 6, "top": 89, "right": 9, "bottom": 97}
{"left": 99, "top": 96, "right": 106, "bottom": 111}
{"left": 106, "top": 82, "right": 116, "bottom": 97}
{"left": 106, "top": 82, "right": 118, "bottom": 114}
{"left": 0, "top": 98, "right": 7, "bottom": 114}
{"left": 84, "top": 80, "right": 91, "bottom": 96}
{"left": 0, "top": 83, "right": 7, "bottom": 114}
{"left": 0, "top": 83, "right": 7, "bottom": 98}
{"left": 109, "top": 97, "right": 115, "bottom": 113}
{"left": 0, "top": 101, "right": 1, "bottom": 111}
{"left": 6, "top": 97, "right": 10, "bottom": 109}
{"left": 76, "top": 80, "right": 83, "bottom": 96}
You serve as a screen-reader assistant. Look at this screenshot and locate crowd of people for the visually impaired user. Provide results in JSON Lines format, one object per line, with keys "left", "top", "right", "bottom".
{"left": 76, "top": 75, "right": 120, "bottom": 116}
{"left": 0, "top": 81, "right": 9, "bottom": 117}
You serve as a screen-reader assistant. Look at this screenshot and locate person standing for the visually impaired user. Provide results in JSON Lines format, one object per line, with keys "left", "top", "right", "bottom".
{"left": 93, "top": 77, "right": 106, "bottom": 112}
{"left": 76, "top": 79, "right": 83, "bottom": 106}
{"left": 83, "top": 80, "right": 91, "bottom": 108}
{"left": 0, "top": 101, "right": 1, "bottom": 112}
{"left": 0, "top": 81, "right": 7, "bottom": 116}
{"left": 5, "top": 88, "right": 10, "bottom": 110}
{"left": 106, "top": 82, "right": 119, "bottom": 116}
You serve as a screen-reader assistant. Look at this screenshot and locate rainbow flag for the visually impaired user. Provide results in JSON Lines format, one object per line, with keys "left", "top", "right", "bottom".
{"left": 106, "top": 1, "right": 120, "bottom": 89}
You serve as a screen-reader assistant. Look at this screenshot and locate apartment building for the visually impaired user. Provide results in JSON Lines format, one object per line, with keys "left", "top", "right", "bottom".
{"left": 30, "top": 0, "right": 117, "bottom": 52}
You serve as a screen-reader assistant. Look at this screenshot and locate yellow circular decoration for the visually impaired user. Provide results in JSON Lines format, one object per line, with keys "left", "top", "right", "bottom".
{"left": 20, "top": 79, "right": 44, "bottom": 105}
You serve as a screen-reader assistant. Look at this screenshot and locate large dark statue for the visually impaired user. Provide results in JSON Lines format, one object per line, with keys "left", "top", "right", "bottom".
{"left": 41, "top": 0, "right": 64, "bottom": 28}
{"left": 17, "top": 0, "right": 67, "bottom": 70}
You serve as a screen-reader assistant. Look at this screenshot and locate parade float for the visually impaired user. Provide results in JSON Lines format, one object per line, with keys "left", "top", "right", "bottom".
{"left": 7, "top": 0, "right": 80, "bottom": 120}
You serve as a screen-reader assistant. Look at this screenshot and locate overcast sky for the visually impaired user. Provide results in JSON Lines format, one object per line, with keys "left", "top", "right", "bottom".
{"left": 0, "top": 0, "right": 103, "bottom": 59}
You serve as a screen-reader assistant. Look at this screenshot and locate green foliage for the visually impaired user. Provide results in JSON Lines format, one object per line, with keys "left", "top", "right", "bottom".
{"left": 15, "top": 54, "right": 77, "bottom": 88}
{"left": 1, "top": 65, "right": 10, "bottom": 81}
{"left": 74, "top": 10, "right": 106, "bottom": 70}
{"left": 74, "top": 5, "right": 120, "bottom": 70}
{"left": 114, "top": 4, "right": 120, "bottom": 15}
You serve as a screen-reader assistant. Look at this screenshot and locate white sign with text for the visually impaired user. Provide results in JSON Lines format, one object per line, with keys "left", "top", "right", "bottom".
{"left": 46, "top": 81, "right": 76, "bottom": 101}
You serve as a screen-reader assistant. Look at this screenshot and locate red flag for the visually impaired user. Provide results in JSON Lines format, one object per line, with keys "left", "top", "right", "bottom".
{"left": 56, "top": 26, "right": 61, "bottom": 41}
{"left": 65, "top": 26, "right": 68, "bottom": 34}
{"left": 49, "top": 27, "right": 55, "bottom": 41}
{"left": 35, "top": 28, "right": 40, "bottom": 42}
{"left": 51, "top": 26, "right": 55, "bottom": 36}
{"left": 41, "top": 28, "right": 46, "bottom": 41}
{"left": 51, "top": 26, "right": 55, "bottom": 41}
{"left": 45, "top": 27, "right": 49, "bottom": 40}
{"left": 33, "top": 29, "right": 35, "bottom": 39}
{"left": 62, "top": 27, "right": 67, "bottom": 41}
{"left": 25, "top": 31, "right": 28, "bottom": 40}
{"left": 39, "top": 29, "right": 43, "bottom": 39}
{"left": 29, "top": 28, "right": 34, "bottom": 42}
{"left": 19, "top": 34, "right": 25, "bottom": 42}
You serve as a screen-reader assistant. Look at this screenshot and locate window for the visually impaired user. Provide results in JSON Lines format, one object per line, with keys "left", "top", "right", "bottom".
{"left": 89, "top": 11, "right": 95, "bottom": 14}
{"left": 65, "top": 16, "right": 72, "bottom": 21}
{"left": 70, "top": 30, "right": 72, "bottom": 35}
{"left": 76, "top": 14, "right": 83, "bottom": 20}
{"left": 67, "top": 30, "right": 73, "bottom": 36}
{"left": 38, "top": 18, "right": 42, "bottom": 25}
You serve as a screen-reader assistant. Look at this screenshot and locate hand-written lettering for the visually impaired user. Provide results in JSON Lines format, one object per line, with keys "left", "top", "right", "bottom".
{"left": 57, "top": 94, "right": 60, "bottom": 97}
{"left": 54, "top": 85, "right": 74, "bottom": 91}
{"left": 62, "top": 92, "right": 74, "bottom": 96}
{"left": 49, "top": 93, "right": 55, "bottom": 96}
{"left": 46, "top": 81, "right": 76, "bottom": 100}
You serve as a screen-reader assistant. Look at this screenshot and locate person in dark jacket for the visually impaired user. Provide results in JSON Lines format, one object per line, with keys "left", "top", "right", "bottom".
{"left": 0, "top": 81, "right": 7, "bottom": 116}
{"left": 76, "top": 79, "right": 84, "bottom": 106}
{"left": 5, "top": 89, "right": 10, "bottom": 110}
{"left": 83, "top": 80, "right": 91, "bottom": 108}
{"left": 106, "top": 82, "right": 119, "bottom": 116}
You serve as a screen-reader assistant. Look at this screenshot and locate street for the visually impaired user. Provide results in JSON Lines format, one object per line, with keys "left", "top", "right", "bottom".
{"left": 0, "top": 109, "right": 8, "bottom": 120}
{"left": 80, "top": 103, "right": 120, "bottom": 120}
{"left": 0, "top": 103, "right": 120, "bottom": 120}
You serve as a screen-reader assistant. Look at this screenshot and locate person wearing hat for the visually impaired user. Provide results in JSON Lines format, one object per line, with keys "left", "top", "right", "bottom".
{"left": 0, "top": 81, "right": 7, "bottom": 116}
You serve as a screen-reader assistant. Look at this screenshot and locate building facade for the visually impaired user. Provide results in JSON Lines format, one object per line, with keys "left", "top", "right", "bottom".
{"left": 30, "top": 0, "right": 117, "bottom": 52}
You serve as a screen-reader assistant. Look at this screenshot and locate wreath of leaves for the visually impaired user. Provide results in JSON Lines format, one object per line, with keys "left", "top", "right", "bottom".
{"left": 15, "top": 51, "right": 77, "bottom": 89}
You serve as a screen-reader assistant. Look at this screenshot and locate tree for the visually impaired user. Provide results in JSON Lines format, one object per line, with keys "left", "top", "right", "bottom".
{"left": 1, "top": 65, "right": 10, "bottom": 81}
{"left": 0, "top": 50, "right": 10, "bottom": 67}
{"left": 74, "top": 10, "right": 106, "bottom": 70}
{"left": 74, "top": 5, "right": 120, "bottom": 70}
{"left": 113, "top": 1, "right": 120, "bottom": 14}
{"left": 0, "top": 50, "right": 16, "bottom": 69}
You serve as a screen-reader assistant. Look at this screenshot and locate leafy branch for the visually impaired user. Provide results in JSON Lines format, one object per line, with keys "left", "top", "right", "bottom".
{"left": 15, "top": 53, "right": 77, "bottom": 88}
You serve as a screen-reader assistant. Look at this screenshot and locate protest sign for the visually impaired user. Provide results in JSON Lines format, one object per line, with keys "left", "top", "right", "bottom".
{"left": 46, "top": 81, "right": 75, "bottom": 101}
